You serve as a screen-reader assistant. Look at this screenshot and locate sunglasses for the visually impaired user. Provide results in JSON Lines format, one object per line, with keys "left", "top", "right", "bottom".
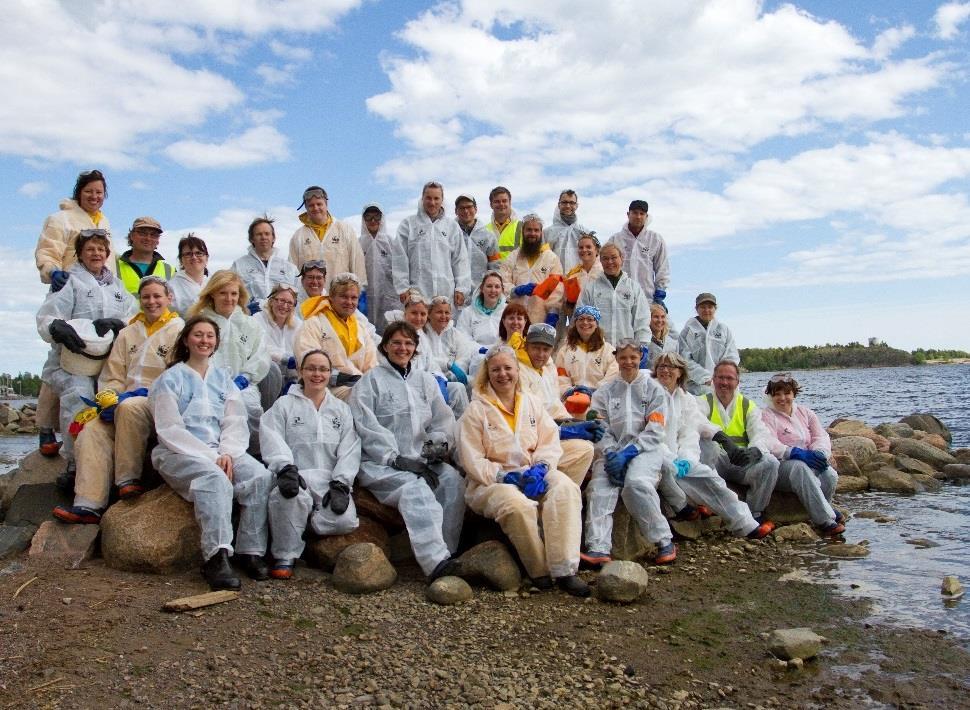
{"left": 300, "top": 260, "right": 327, "bottom": 276}
{"left": 769, "top": 372, "right": 795, "bottom": 384}
{"left": 78, "top": 229, "right": 109, "bottom": 240}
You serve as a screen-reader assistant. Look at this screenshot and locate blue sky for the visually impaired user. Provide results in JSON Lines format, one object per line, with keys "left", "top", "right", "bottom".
{"left": 2, "top": 0, "right": 969, "bottom": 374}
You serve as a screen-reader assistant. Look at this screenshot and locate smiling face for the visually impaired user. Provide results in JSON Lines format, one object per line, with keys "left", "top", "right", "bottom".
{"left": 627, "top": 208, "right": 647, "bottom": 233}
{"left": 79, "top": 239, "right": 109, "bottom": 274}
{"left": 600, "top": 246, "right": 622, "bottom": 276}
{"left": 129, "top": 226, "right": 161, "bottom": 258}
{"left": 455, "top": 199, "right": 477, "bottom": 228}
{"left": 330, "top": 284, "right": 360, "bottom": 319}
{"left": 577, "top": 236, "right": 599, "bottom": 267}
{"left": 404, "top": 302, "right": 429, "bottom": 330}
{"left": 213, "top": 283, "right": 240, "bottom": 317}
{"left": 712, "top": 364, "right": 739, "bottom": 404}
{"left": 487, "top": 351, "right": 518, "bottom": 393}
{"left": 525, "top": 341, "right": 553, "bottom": 369}
{"left": 575, "top": 314, "right": 597, "bottom": 340}
{"left": 770, "top": 387, "right": 795, "bottom": 415}
{"left": 422, "top": 186, "right": 444, "bottom": 218}
{"left": 300, "top": 351, "right": 332, "bottom": 393}
{"left": 301, "top": 268, "right": 326, "bottom": 297}
{"left": 429, "top": 302, "right": 452, "bottom": 332}
{"left": 250, "top": 221, "right": 275, "bottom": 255}
{"left": 385, "top": 331, "right": 417, "bottom": 367}
{"left": 655, "top": 362, "right": 682, "bottom": 391}
{"left": 490, "top": 192, "right": 511, "bottom": 223}
{"left": 139, "top": 282, "right": 171, "bottom": 323}
{"left": 696, "top": 301, "right": 716, "bottom": 325}
{"left": 185, "top": 322, "right": 218, "bottom": 360}
{"left": 650, "top": 308, "right": 667, "bottom": 336}
{"left": 480, "top": 274, "right": 503, "bottom": 306}
{"left": 558, "top": 193, "right": 577, "bottom": 218}
{"left": 521, "top": 220, "right": 543, "bottom": 247}
{"left": 78, "top": 180, "right": 106, "bottom": 214}
{"left": 305, "top": 195, "right": 329, "bottom": 224}
{"left": 616, "top": 346, "right": 641, "bottom": 380}
{"left": 270, "top": 290, "right": 296, "bottom": 321}
{"left": 179, "top": 245, "right": 208, "bottom": 275}
{"left": 502, "top": 311, "right": 526, "bottom": 337}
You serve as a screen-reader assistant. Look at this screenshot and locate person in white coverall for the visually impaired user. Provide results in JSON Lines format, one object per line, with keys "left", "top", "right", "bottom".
{"left": 359, "top": 203, "right": 398, "bottom": 333}
{"left": 169, "top": 234, "right": 210, "bottom": 317}
{"left": 576, "top": 243, "right": 651, "bottom": 350}
{"left": 454, "top": 194, "right": 500, "bottom": 299}
{"left": 458, "top": 345, "right": 590, "bottom": 597}
{"left": 678, "top": 292, "right": 740, "bottom": 395}
{"left": 349, "top": 321, "right": 466, "bottom": 583}
{"left": 456, "top": 271, "right": 507, "bottom": 371}
{"left": 150, "top": 316, "right": 273, "bottom": 591}
{"left": 544, "top": 189, "right": 588, "bottom": 274}
{"left": 188, "top": 270, "right": 271, "bottom": 453}
{"left": 606, "top": 199, "right": 670, "bottom": 308}
{"left": 646, "top": 303, "right": 679, "bottom": 370}
{"left": 253, "top": 284, "right": 300, "bottom": 407}
{"left": 392, "top": 181, "right": 472, "bottom": 310}
{"left": 231, "top": 216, "right": 298, "bottom": 311}
{"left": 260, "top": 350, "right": 362, "bottom": 580}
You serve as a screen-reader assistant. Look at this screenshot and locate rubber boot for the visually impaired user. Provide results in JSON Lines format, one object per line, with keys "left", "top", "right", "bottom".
{"left": 202, "top": 549, "right": 241, "bottom": 591}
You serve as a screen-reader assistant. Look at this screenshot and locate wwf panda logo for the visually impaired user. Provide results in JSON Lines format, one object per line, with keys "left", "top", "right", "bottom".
{"left": 331, "top": 415, "right": 342, "bottom": 430}
{"left": 240, "top": 334, "right": 248, "bottom": 344}
{"left": 128, "top": 344, "right": 138, "bottom": 354}
{"left": 292, "top": 415, "right": 304, "bottom": 426}
{"left": 114, "top": 291, "right": 124, "bottom": 301}
{"left": 218, "top": 392, "right": 227, "bottom": 403}
{"left": 156, "top": 344, "right": 170, "bottom": 358}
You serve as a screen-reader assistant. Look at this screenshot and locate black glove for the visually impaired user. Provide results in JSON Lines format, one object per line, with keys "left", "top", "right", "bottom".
{"left": 49, "top": 319, "right": 85, "bottom": 353}
{"left": 92, "top": 318, "right": 126, "bottom": 338}
{"left": 742, "top": 447, "right": 763, "bottom": 465}
{"left": 331, "top": 372, "right": 362, "bottom": 387}
{"left": 277, "top": 464, "right": 306, "bottom": 499}
{"left": 393, "top": 455, "right": 428, "bottom": 474}
{"left": 420, "top": 440, "right": 449, "bottom": 464}
{"left": 416, "top": 466, "right": 440, "bottom": 490}
{"left": 321, "top": 480, "right": 351, "bottom": 515}
{"left": 713, "top": 431, "right": 742, "bottom": 455}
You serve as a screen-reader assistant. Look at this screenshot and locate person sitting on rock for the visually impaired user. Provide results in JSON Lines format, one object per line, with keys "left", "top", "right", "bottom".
{"left": 52, "top": 276, "right": 183, "bottom": 524}
{"left": 696, "top": 360, "right": 780, "bottom": 526}
{"left": 678, "top": 292, "right": 739, "bottom": 394}
{"left": 553, "top": 304, "right": 618, "bottom": 418}
{"left": 349, "top": 321, "right": 465, "bottom": 585}
{"left": 760, "top": 373, "right": 845, "bottom": 537}
{"left": 260, "top": 350, "right": 362, "bottom": 580}
{"left": 149, "top": 316, "right": 273, "bottom": 591}
{"left": 458, "top": 345, "right": 590, "bottom": 597}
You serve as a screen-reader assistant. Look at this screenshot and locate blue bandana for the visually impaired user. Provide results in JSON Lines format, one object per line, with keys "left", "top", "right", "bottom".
{"left": 573, "top": 304, "right": 601, "bottom": 322}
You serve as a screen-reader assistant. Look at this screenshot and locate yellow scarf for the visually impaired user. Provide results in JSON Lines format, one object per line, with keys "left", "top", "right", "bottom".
{"left": 131, "top": 309, "right": 178, "bottom": 336}
{"left": 301, "top": 295, "right": 328, "bottom": 320}
{"left": 300, "top": 212, "right": 332, "bottom": 241}
{"left": 88, "top": 210, "right": 104, "bottom": 227}
{"left": 323, "top": 306, "right": 360, "bottom": 356}
{"left": 488, "top": 391, "right": 520, "bottom": 432}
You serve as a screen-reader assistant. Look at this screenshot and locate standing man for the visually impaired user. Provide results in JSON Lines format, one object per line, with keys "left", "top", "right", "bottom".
{"left": 486, "top": 186, "right": 521, "bottom": 258}
{"left": 545, "top": 189, "right": 587, "bottom": 273}
{"left": 393, "top": 181, "right": 471, "bottom": 308}
{"left": 359, "top": 203, "right": 399, "bottom": 333}
{"left": 288, "top": 185, "right": 368, "bottom": 298}
{"left": 498, "top": 214, "right": 563, "bottom": 327}
{"left": 607, "top": 200, "right": 670, "bottom": 307}
{"left": 697, "top": 361, "right": 779, "bottom": 525}
{"left": 454, "top": 194, "right": 499, "bottom": 291}
{"left": 678, "top": 293, "right": 739, "bottom": 395}
{"left": 115, "top": 217, "right": 175, "bottom": 294}
{"left": 232, "top": 216, "right": 298, "bottom": 313}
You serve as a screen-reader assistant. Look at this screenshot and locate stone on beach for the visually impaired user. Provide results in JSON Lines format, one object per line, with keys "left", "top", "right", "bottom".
{"left": 28, "top": 520, "right": 99, "bottom": 568}
{"left": 894, "top": 454, "right": 938, "bottom": 478}
{"left": 0, "top": 451, "right": 63, "bottom": 513}
{"left": 941, "top": 464, "right": 970, "bottom": 481}
{"left": 831, "top": 436, "right": 878, "bottom": 468}
{"left": 304, "top": 516, "right": 389, "bottom": 571}
{"left": 889, "top": 439, "right": 956, "bottom": 471}
{"left": 899, "top": 413, "right": 952, "bottom": 445}
{"left": 817, "top": 543, "right": 869, "bottom": 559}
{"left": 864, "top": 467, "right": 917, "bottom": 494}
{"left": 331, "top": 542, "right": 397, "bottom": 594}
{"left": 426, "top": 576, "right": 473, "bottom": 605}
{"left": 767, "top": 627, "right": 825, "bottom": 661}
{"left": 458, "top": 540, "right": 522, "bottom": 591}
{"left": 941, "top": 576, "right": 964, "bottom": 597}
{"left": 874, "top": 422, "right": 914, "bottom": 439}
{"left": 770, "top": 523, "right": 818, "bottom": 543}
{"left": 835, "top": 475, "right": 868, "bottom": 493}
{"left": 596, "top": 560, "right": 649, "bottom": 603}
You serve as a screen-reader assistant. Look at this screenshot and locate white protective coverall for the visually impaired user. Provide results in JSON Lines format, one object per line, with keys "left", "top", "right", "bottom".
{"left": 36, "top": 264, "right": 138, "bottom": 462}
{"left": 35, "top": 199, "right": 113, "bottom": 284}
{"left": 421, "top": 323, "right": 476, "bottom": 417}
{"left": 606, "top": 223, "right": 670, "bottom": 304}
{"left": 349, "top": 358, "right": 465, "bottom": 576}
{"left": 253, "top": 309, "right": 299, "bottom": 410}
{"left": 658, "top": 386, "right": 760, "bottom": 536}
{"left": 576, "top": 272, "right": 651, "bottom": 347}
{"left": 456, "top": 294, "right": 506, "bottom": 351}
{"left": 260, "top": 386, "right": 362, "bottom": 560}
{"left": 293, "top": 306, "right": 378, "bottom": 401}
{"left": 678, "top": 317, "right": 740, "bottom": 395}
{"left": 518, "top": 360, "right": 595, "bottom": 486}
{"left": 646, "top": 332, "right": 679, "bottom": 370}
{"left": 169, "top": 270, "right": 207, "bottom": 317}
{"left": 392, "top": 205, "right": 472, "bottom": 307}
{"left": 288, "top": 216, "right": 368, "bottom": 292}
{"left": 498, "top": 245, "right": 563, "bottom": 325}
{"left": 585, "top": 372, "right": 671, "bottom": 555}
{"left": 150, "top": 362, "right": 272, "bottom": 561}
{"left": 461, "top": 218, "right": 500, "bottom": 295}
{"left": 73, "top": 312, "right": 183, "bottom": 510}
{"left": 359, "top": 203, "right": 399, "bottom": 333}
{"left": 458, "top": 387, "right": 581, "bottom": 579}
{"left": 696, "top": 393, "right": 780, "bottom": 519}
{"left": 544, "top": 208, "right": 587, "bottom": 274}
{"left": 231, "top": 246, "right": 299, "bottom": 304}
{"left": 554, "top": 340, "right": 619, "bottom": 392}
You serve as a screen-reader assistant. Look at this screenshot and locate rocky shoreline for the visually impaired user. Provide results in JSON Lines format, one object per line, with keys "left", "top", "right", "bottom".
{"left": 0, "top": 401, "right": 38, "bottom": 436}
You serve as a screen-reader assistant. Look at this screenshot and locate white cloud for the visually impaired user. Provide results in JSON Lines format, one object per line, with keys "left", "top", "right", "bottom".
{"left": 269, "top": 40, "right": 312, "bottom": 63}
{"left": 934, "top": 2, "right": 970, "bottom": 39}
{"left": 164, "top": 125, "right": 291, "bottom": 168}
{"left": 870, "top": 24, "right": 915, "bottom": 61}
{"left": 17, "top": 181, "right": 48, "bottom": 198}
{"left": 255, "top": 64, "right": 297, "bottom": 87}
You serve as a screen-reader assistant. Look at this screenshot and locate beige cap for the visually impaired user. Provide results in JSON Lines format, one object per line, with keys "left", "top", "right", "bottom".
{"left": 130, "top": 216, "right": 162, "bottom": 233}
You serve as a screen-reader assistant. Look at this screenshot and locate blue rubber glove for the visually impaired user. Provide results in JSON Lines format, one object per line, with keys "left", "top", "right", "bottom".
{"left": 286, "top": 355, "right": 297, "bottom": 370}
{"left": 433, "top": 374, "right": 449, "bottom": 402}
{"left": 789, "top": 447, "right": 814, "bottom": 466}
{"left": 478, "top": 346, "right": 488, "bottom": 355}
{"left": 234, "top": 375, "right": 250, "bottom": 391}
{"left": 639, "top": 345, "right": 650, "bottom": 369}
{"left": 520, "top": 473, "right": 548, "bottom": 499}
{"left": 673, "top": 458, "right": 691, "bottom": 478}
{"left": 247, "top": 299, "right": 261, "bottom": 315}
{"left": 512, "top": 283, "right": 536, "bottom": 297}
{"left": 448, "top": 362, "right": 468, "bottom": 385}
{"left": 808, "top": 450, "right": 829, "bottom": 471}
{"left": 604, "top": 444, "right": 639, "bottom": 478}
{"left": 522, "top": 462, "right": 549, "bottom": 480}
{"left": 604, "top": 451, "right": 628, "bottom": 487}
{"left": 560, "top": 420, "right": 605, "bottom": 442}
{"left": 653, "top": 288, "right": 666, "bottom": 303}
{"left": 357, "top": 289, "right": 368, "bottom": 315}
{"left": 544, "top": 312, "right": 559, "bottom": 328}
{"left": 50, "top": 270, "right": 70, "bottom": 293}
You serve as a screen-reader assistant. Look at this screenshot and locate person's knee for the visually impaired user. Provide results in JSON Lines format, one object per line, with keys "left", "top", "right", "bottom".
{"left": 189, "top": 468, "right": 233, "bottom": 497}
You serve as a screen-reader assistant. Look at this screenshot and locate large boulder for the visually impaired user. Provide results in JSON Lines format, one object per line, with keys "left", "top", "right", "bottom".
{"left": 0, "top": 451, "right": 64, "bottom": 514}
{"left": 831, "top": 451, "right": 861, "bottom": 477}
{"left": 835, "top": 476, "right": 868, "bottom": 493}
{"left": 100, "top": 485, "right": 202, "bottom": 573}
{"left": 0, "top": 525, "right": 36, "bottom": 559}
{"left": 352, "top": 486, "right": 404, "bottom": 531}
{"left": 611, "top": 501, "right": 653, "bottom": 561}
{"left": 831, "top": 436, "right": 878, "bottom": 468}
{"left": 874, "top": 422, "right": 914, "bottom": 439}
{"left": 900, "top": 414, "right": 952, "bottom": 444}
{"left": 942, "top": 464, "right": 970, "bottom": 481}
{"left": 458, "top": 540, "right": 522, "bottom": 591}
{"left": 763, "top": 491, "right": 811, "bottom": 525}
{"left": 0, "top": 404, "right": 21, "bottom": 426}
{"left": 304, "top": 516, "right": 389, "bottom": 571}
{"left": 912, "top": 432, "right": 949, "bottom": 451}
{"left": 828, "top": 420, "right": 890, "bottom": 452}
{"left": 28, "top": 520, "right": 99, "bottom": 569}
{"left": 864, "top": 467, "right": 917, "bottom": 494}
{"left": 911, "top": 474, "right": 942, "bottom": 492}
{"left": 894, "top": 454, "right": 938, "bottom": 478}
{"left": 4, "top": 483, "right": 70, "bottom": 526}
{"left": 771, "top": 523, "right": 818, "bottom": 543}
{"left": 332, "top": 542, "right": 397, "bottom": 594}
{"left": 953, "top": 449, "right": 970, "bottom": 464}
{"left": 596, "top": 560, "right": 649, "bottom": 604}
{"left": 768, "top": 628, "right": 824, "bottom": 661}
{"left": 890, "top": 439, "right": 956, "bottom": 471}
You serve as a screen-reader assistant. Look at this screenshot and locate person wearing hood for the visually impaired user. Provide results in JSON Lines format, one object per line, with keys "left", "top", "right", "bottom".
{"left": 254, "top": 284, "right": 300, "bottom": 404}
{"left": 287, "top": 185, "right": 367, "bottom": 296}
{"left": 498, "top": 214, "right": 564, "bottom": 329}
{"left": 576, "top": 243, "right": 651, "bottom": 358}
{"left": 115, "top": 217, "right": 175, "bottom": 294}
{"left": 392, "top": 181, "right": 472, "bottom": 310}
{"left": 544, "top": 190, "right": 588, "bottom": 274}
{"left": 349, "top": 321, "right": 466, "bottom": 585}
{"left": 359, "top": 203, "right": 398, "bottom": 333}
{"left": 232, "top": 216, "right": 298, "bottom": 313}
{"left": 606, "top": 200, "right": 670, "bottom": 308}
{"left": 454, "top": 194, "right": 499, "bottom": 294}
{"left": 456, "top": 271, "right": 507, "bottom": 374}
{"left": 646, "top": 303, "right": 679, "bottom": 370}
{"left": 485, "top": 186, "right": 522, "bottom": 258}
{"left": 170, "top": 234, "right": 209, "bottom": 317}
{"left": 678, "top": 293, "right": 740, "bottom": 395}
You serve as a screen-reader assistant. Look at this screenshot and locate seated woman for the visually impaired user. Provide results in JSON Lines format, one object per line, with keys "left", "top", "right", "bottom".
{"left": 294, "top": 272, "right": 376, "bottom": 401}
{"left": 349, "top": 322, "right": 465, "bottom": 584}
{"left": 260, "top": 350, "right": 362, "bottom": 580}
{"left": 576, "top": 243, "right": 651, "bottom": 353}
{"left": 254, "top": 284, "right": 300, "bottom": 404}
{"left": 36, "top": 229, "right": 137, "bottom": 488}
{"left": 646, "top": 303, "right": 679, "bottom": 370}
{"left": 169, "top": 234, "right": 209, "bottom": 317}
{"left": 188, "top": 270, "right": 271, "bottom": 451}
{"left": 150, "top": 316, "right": 273, "bottom": 590}
{"left": 761, "top": 373, "right": 845, "bottom": 537}
{"left": 423, "top": 296, "right": 476, "bottom": 415}
{"left": 455, "top": 271, "right": 506, "bottom": 353}
{"left": 52, "top": 276, "right": 183, "bottom": 523}
{"left": 553, "top": 305, "right": 618, "bottom": 417}
{"left": 297, "top": 260, "right": 328, "bottom": 319}
{"left": 498, "top": 302, "right": 531, "bottom": 356}
{"left": 458, "top": 345, "right": 589, "bottom": 597}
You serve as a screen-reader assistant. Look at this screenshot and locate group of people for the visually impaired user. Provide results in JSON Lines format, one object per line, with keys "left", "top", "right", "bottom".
{"left": 32, "top": 170, "right": 846, "bottom": 594}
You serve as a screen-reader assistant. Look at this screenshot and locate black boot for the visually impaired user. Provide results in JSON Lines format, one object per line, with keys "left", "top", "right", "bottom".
{"left": 235, "top": 553, "right": 269, "bottom": 581}
{"left": 428, "top": 556, "right": 463, "bottom": 583}
{"left": 555, "top": 574, "right": 591, "bottom": 598}
{"left": 55, "top": 460, "right": 76, "bottom": 493}
{"left": 202, "top": 549, "right": 241, "bottom": 591}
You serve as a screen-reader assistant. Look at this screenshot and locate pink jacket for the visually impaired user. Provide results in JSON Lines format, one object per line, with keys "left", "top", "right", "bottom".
{"left": 760, "top": 402, "right": 832, "bottom": 460}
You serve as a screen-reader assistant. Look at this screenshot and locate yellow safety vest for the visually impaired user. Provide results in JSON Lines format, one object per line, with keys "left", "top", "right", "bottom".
{"left": 706, "top": 393, "right": 750, "bottom": 446}
{"left": 489, "top": 220, "right": 521, "bottom": 257}
{"left": 116, "top": 253, "right": 175, "bottom": 294}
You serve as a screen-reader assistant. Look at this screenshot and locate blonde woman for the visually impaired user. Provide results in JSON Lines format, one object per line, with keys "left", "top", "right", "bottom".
{"left": 255, "top": 283, "right": 300, "bottom": 403}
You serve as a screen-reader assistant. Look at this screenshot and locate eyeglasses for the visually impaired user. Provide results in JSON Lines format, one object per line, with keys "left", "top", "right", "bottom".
{"left": 132, "top": 228, "right": 161, "bottom": 239}
{"left": 272, "top": 298, "right": 296, "bottom": 307}
{"left": 363, "top": 214, "right": 381, "bottom": 224}
{"left": 655, "top": 364, "right": 680, "bottom": 371}
{"left": 559, "top": 200, "right": 577, "bottom": 206}
{"left": 302, "top": 366, "right": 332, "bottom": 374}
{"left": 181, "top": 251, "right": 207, "bottom": 259}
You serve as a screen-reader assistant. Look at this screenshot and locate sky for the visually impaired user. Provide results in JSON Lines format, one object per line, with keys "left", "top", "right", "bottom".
{"left": 2, "top": 0, "right": 969, "bottom": 374}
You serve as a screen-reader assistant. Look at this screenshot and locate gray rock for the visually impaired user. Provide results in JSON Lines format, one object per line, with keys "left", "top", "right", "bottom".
{"left": 100, "top": 485, "right": 202, "bottom": 573}
{"left": 831, "top": 451, "right": 861, "bottom": 477}
{"left": 874, "top": 422, "right": 914, "bottom": 439}
{"left": 864, "top": 467, "right": 917, "bottom": 494}
{"left": 305, "top": 516, "right": 389, "bottom": 571}
{"left": 942, "top": 464, "right": 970, "bottom": 480}
{"left": 0, "top": 524, "right": 36, "bottom": 559}
{"left": 4, "top": 483, "right": 70, "bottom": 527}
{"left": 28, "top": 520, "right": 99, "bottom": 568}
{"left": 891, "top": 438, "right": 956, "bottom": 471}
{"left": 763, "top": 491, "right": 811, "bottom": 525}
{"left": 941, "top": 576, "right": 964, "bottom": 597}
{"left": 953, "top": 448, "right": 970, "bottom": 464}
{"left": 894, "top": 454, "right": 937, "bottom": 477}
{"left": 767, "top": 628, "right": 824, "bottom": 661}
{"left": 459, "top": 540, "right": 522, "bottom": 591}
{"left": 596, "top": 560, "right": 649, "bottom": 603}
{"left": 835, "top": 475, "right": 868, "bottom": 493}
{"left": 0, "top": 451, "right": 64, "bottom": 514}
{"left": 611, "top": 501, "right": 653, "bottom": 561}
{"left": 905, "top": 538, "right": 939, "bottom": 548}
{"left": 831, "top": 436, "right": 877, "bottom": 467}
{"left": 911, "top": 474, "right": 942, "bottom": 492}
{"left": 669, "top": 515, "right": 723, "bottom": 540}
{"left": 332, "top": 542, "right": 397, "bottom": 594}
{"left": 900, "top": 414, "right": 952, "bottom": 444}
{"left": 770, "top": 523, "right": 818, "bottom": 543}
{"left": 426, "top": 576, "right": 473, "bottom": 605}
{"left": 817, "top": 543, "right": 870, "bottom": 558}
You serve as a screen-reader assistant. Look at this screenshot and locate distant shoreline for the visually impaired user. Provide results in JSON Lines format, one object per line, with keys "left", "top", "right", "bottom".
{"left": 742, "top": 359, "right": 970, "bottom": 373}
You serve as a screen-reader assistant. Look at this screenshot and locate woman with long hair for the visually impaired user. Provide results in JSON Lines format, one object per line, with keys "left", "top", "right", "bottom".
{"left": 169, "top": 234, "right": 209, "bottom": 317}
{"left": 553, "top": 305, "right": 618, "bottom": 417}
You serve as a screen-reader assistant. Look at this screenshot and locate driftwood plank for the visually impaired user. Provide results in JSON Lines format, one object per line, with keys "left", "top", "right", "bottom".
{"left": 162, "top": 590, "right": 239, "bottom": 612}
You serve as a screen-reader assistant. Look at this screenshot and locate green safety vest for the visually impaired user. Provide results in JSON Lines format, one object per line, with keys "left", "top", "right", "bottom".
{"left": 489, "top": 219, "right": 521, "bottom": 257}
{"left": 116, "top": 252, "right": 175, "bottom": 294}
{"left": 706, "top": 393, "right": 750, "bottom": 446}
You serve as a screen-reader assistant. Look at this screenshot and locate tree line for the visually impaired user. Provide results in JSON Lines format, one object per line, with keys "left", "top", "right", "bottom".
{"left": 0, "top": 372, "right": 43, "bottom": 397}
{"left": 740, "top": 342, "right": 970, "bottom": 372}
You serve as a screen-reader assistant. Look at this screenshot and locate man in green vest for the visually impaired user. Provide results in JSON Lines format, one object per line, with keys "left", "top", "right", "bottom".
{"left": 116, "top": 216, "right": 174, "bottom": 294}
{"left": 486, "top": 186, "right": 522, "bottom": 258}
{"left": 697, "top": 360, "right": 779, "bottom": 524}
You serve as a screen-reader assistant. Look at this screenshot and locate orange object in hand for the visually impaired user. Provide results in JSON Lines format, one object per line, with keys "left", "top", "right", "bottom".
{"left": 562, "top": 276, "right": 582, "bottom": 304}
{"left": 564, "top": 392, "right": 591, "bottom": 416}
{"left": 532, "top": 273, "right": 562, "bottom": 300}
